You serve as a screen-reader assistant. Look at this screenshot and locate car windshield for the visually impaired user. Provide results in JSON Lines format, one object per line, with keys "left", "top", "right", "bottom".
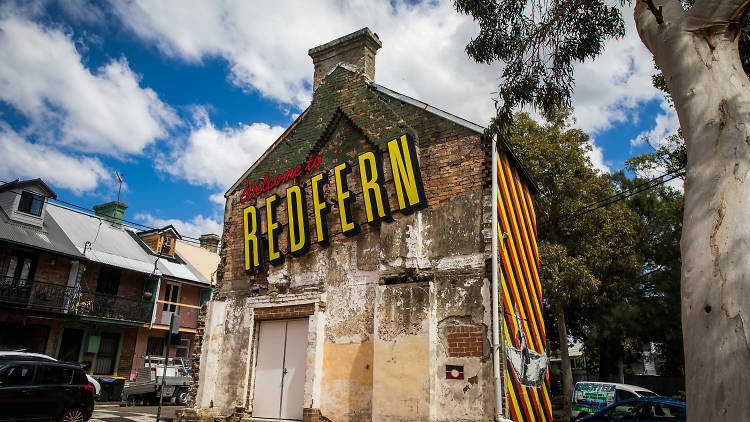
{"left": 635, "top": 390, "right": 657, "bottom": 397}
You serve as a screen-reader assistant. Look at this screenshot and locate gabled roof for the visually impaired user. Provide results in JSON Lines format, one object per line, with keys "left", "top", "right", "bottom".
{"left": 0, "top": 178, "right": 57, "bottom": 199}
{"left": 226, "top": 64, "right": 539, "bottom": 196}
{"left": 44, "top": 205, "right": 210, "bottom": 286}
{"left": 137, "top": 225, "right": 182, "bottom": 240}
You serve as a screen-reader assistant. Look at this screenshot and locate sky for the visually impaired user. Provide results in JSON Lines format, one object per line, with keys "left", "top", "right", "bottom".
{"left": 0, "top": 0, "right": 679, "bottom": 240}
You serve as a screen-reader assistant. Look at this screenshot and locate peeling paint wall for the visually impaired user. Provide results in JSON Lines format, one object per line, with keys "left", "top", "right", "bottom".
{"left": 180, "top": 55, "right": 539, "bottom": 422}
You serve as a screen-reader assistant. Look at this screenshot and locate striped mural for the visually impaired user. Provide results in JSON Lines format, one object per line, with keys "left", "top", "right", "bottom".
{"left": 496, "top": 148, "right": 553, "bottom": 422}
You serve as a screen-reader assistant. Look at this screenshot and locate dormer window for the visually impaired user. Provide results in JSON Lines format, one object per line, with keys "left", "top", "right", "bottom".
{"left": 160, "top": 236, "right": 174, "bottom": 256}
{"left": 137, "top": 225, "right": 181, "bottom": 258}
{"left": 18, "top": 191, "right": 44, "bottom": 216}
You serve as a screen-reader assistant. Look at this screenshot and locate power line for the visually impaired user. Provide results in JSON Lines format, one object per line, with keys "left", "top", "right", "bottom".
{"left": 539, "top": 167, "right": 685, "bottom": 229}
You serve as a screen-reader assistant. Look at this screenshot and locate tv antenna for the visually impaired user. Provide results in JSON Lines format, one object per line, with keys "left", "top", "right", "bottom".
{"left": 115, "top": 171, "right": 124, "bottom": 202}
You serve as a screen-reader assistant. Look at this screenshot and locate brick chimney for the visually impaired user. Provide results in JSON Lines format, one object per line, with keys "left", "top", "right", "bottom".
{"left": 199, "top": 233, "right": 220, "bottom": 253}
{"left": 308, "top": 27, "right": 382, "bottom": 91}
{"left": 93, "top": 201, "right": 127, "bottom": 228}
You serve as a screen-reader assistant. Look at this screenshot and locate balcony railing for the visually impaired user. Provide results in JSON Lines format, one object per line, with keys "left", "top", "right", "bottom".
{"left": 0, "top": 276, "right": 153, "bottom": 323}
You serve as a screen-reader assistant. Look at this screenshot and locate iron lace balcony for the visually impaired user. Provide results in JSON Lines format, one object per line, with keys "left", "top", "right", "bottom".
{"left": 0, "top": 276, "right": 153, "bottom": 323}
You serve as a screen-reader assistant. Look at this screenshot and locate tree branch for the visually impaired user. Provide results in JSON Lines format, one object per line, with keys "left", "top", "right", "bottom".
{"left": 688, "top": 0, "right": 750, "bottom": 24}
{"left": 643, "top": 0, "right": 664, "bottom": 24}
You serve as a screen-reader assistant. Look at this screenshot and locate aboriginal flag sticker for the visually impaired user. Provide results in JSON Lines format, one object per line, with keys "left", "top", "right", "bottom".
{"left": 445, "top": 364, "right": 464, "bottom": 380}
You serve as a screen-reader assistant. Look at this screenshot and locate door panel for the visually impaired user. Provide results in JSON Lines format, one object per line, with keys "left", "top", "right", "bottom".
{"left": 280, "top": 319, "right": 308, "bottom": 420}
{"left": 93, "top": 333, "right": 119, "bottom": 375}
{"left": 252, "top": 320, "right": 287, "bottom": 418}
{"left": 252, "top": 318, "right": 309, "bottom": 421}
{"left": 58, "top": 328, "right": 84, "bottom": 362}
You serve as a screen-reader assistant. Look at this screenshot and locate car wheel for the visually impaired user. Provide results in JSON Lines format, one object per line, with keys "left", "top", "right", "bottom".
{"left": 60, "top": 408, "right": 86, "bottom": 422}
{"left": 176, "top": 388, "right": 188, "bottom": 406}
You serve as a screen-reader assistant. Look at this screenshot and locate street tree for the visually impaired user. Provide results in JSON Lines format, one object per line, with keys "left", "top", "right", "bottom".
{"left": 612, "top": 171, "right": 686, "bottom": 375}
{"left": 508, "top": 112, "right": 642, "bottom": 420}
{"left": 455, "top": 1, "right": 750, "bottom": 418}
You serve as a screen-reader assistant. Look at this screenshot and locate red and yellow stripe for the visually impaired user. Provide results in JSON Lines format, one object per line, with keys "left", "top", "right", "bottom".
{"left": 497, "top": 149, "right": 552, "bottom": 421}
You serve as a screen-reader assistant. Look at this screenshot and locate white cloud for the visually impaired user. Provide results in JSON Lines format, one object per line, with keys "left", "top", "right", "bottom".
{"left": 135, "top": 212, "right": 223, "bottom": 240}
{"left": 630, "top": 99, "right": 680, "bottom": 149}
{"left": 112, "top": 1, "right": 662, "bottom": 135}
{"left": 209, "top": 192, "right": 225, "bottom": 205}
{"left": 0, "top": 15, "right": 178, "bottom": 156}
{"left": 0, "top": 123, "right": 111, "bottom": 194}
{"left": 571, "top": 3, "right": 662, "bottom": 134}
{"left": 586, "top": 139, "right": 611, "bottom": 174}
{"left": 111, "top": 0, "right": 503, "bottom": 125}
{"left": 157, "top": 108, "right": 285, "bottom": 189}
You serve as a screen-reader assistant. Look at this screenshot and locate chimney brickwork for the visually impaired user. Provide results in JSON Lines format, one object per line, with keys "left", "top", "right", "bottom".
{"left": 199, "top": 233, "right": 220, "bottom": 253}
{"left": 308, "top": 27, "right": 381, "bottom": 91}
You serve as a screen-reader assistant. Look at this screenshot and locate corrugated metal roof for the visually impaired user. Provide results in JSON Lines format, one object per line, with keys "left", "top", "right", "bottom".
{"left": 0, "top": 209, "right": 82, "bottom": 258}
{"left": 44, "top": 205, "right": 210, "bottom": 285}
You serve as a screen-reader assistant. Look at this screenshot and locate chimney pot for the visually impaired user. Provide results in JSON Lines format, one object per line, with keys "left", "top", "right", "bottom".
{"left": 308, "top": 27, "right": 382, "bottom": 91}
{"left": 93, "top": 201, "right": 128, "bottom": 228}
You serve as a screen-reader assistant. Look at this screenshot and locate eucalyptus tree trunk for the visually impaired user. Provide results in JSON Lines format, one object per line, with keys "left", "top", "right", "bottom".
{"left": 554, "top": 302, "right": 573, "bottom": 422}
{"left": 635, "top": 1, "right": 750, "bottom": 420}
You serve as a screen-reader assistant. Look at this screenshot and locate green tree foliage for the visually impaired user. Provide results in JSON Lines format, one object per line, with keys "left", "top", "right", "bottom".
{"left": 611, "top": 171, "right": 685, "bottom": 375}
{"left": 625, "top": 131, "right": 686, "bottom": 179}
{"left": 508, "top": 111, "right": 643, "bottom": 416}
{"left": 454, "top": 0, "right": 626, "bottom": 131}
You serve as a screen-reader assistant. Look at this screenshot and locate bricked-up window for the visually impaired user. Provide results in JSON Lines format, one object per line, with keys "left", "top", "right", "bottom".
{"left": 17, "top": 191, "right": 44, "bottom": 216}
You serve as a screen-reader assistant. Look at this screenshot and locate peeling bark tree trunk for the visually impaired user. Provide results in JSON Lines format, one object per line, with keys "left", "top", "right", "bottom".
{"left": 635, "top": 1, "right": 750, "bottom": 420}
{"left": 554, "top": 302, "right": 573, "bottom": 422}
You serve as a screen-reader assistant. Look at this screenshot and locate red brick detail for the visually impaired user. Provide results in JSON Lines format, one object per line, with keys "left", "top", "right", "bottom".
{"left": 303, "top": 408, "right": 322, "bottom": 422}
{"left": 446, "top": 325, "right": 484, "bottom": 357}
{"left": 254, "top": 303, "right": 315, "bottom": 320}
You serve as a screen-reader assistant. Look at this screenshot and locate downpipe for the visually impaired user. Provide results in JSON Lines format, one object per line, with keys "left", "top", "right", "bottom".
{"left": 492, "top": 136, "right": 514, "bottom": 422}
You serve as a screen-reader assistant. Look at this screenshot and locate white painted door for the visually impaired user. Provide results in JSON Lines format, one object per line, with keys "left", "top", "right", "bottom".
{"left": 253, "top": 318, "right": 309, "bottom": 421}
{"left": 280, "top": 319, "right": 308, "bottom": 420}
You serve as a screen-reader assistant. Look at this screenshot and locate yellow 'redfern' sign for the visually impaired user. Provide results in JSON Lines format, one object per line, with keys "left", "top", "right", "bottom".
{"left": 243, "top": 134, "right": 427, "bottom": 274}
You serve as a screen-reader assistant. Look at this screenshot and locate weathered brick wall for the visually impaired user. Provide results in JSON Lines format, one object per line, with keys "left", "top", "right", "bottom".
{"left": 189, "top": 65, "right": 506, "bottom": 421}
{"left": 254, "top": 303, "right": 315, "bottom": 320}
{"left": 218, "top": 67, "right": 488, "bottom": 290}
{"left": 117, "top": 270, "right": 146, "bottom": 300}
{"left": 445, "top": 325, "right": 484, "bottom": 358}
{"left": 29, "top": 252, "right": 72, "bottom": 285}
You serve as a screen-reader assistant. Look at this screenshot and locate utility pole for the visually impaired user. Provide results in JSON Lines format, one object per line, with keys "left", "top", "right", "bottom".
{"left": 156, "top": 312, "right": 179, "bottom": 422}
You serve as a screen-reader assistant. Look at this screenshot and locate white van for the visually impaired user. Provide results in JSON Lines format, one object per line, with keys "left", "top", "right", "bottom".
{"left": 572, "top": 381, "right": 657, "bottom": 419}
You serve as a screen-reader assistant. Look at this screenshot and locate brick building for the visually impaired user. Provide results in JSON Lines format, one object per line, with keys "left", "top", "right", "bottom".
{"left": 184, "top": 28, "right": 549, "bottom": 421}
{"left": 0, "top": 178, "right": 215, "bottom": 383}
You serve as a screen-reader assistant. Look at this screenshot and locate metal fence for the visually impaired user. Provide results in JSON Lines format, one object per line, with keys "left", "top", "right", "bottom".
{"left": 0, "top": 276, "right": 152, "bottom": 322}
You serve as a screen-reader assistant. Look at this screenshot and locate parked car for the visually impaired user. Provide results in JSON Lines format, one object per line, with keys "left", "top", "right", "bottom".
{"left": 572, "top": 381, "right": 657, "bottom": 419}
{"left": 579, "top": 397, "right": 685, "bottom": 421}
{"left": 0, "top": 351, "right": 101, "bottom": 398}
{"left": 0, "top": 359, "right": 95, "bottom": 421}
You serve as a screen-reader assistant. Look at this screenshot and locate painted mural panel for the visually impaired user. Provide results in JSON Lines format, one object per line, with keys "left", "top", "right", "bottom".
{"left": 496, "top": 149, "right": 553, "bottom": 421}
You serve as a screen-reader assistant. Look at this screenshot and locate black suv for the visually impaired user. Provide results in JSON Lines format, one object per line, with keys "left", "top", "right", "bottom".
{"left": 0, "top": 360, "right": 95, "bottom": 421}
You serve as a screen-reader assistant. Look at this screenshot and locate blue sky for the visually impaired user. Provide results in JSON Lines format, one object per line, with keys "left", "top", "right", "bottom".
{"left": 0, "top": 0, "right": 678, "bottom": 240}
